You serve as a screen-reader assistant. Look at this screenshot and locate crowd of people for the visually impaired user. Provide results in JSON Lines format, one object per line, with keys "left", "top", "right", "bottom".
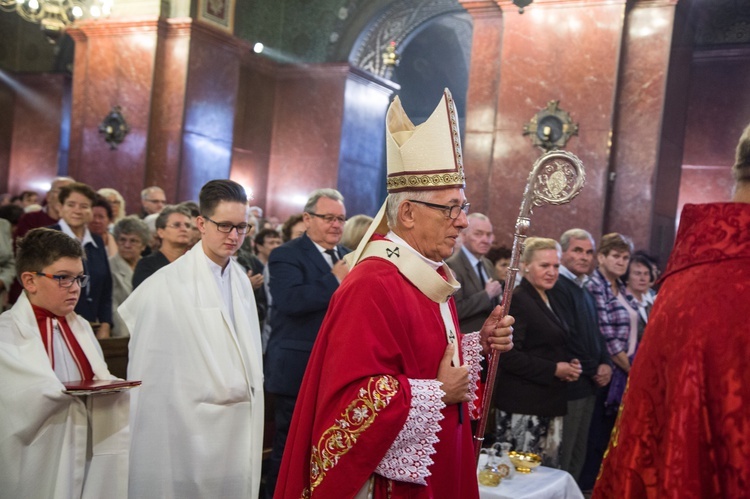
{"left": 0, "top": 93, "right": 747, "bottom": 499}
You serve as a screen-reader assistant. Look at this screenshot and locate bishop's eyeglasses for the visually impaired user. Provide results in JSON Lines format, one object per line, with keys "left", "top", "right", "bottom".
{"left": 408, "top": 199, "right": 470, "bottom": 220}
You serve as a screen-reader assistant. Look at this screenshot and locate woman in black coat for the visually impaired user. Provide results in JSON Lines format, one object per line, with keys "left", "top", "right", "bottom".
{"left": 493, "top": 237, "right": 582, "bottom": 467}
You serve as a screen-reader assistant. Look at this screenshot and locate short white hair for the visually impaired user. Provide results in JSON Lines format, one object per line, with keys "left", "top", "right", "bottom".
{"left": 385, "top": 190, "right": 434, "bottom": 229}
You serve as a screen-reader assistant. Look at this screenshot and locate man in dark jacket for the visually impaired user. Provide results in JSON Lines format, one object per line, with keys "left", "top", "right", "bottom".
{"left": 548, "top": 228, "right": 612, "bottom": 483}
{"left": 263, "top": 188, "right": 350, "bottom": 498}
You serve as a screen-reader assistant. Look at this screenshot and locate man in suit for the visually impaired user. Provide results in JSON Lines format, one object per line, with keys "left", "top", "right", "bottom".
{"left": 264, "top": 188, "right": 350, "bottom": 497}
{"left": 446, "top": 213, "right": 503, "bottom": 333}
{"left": 139, "top": 186, "right": 167, "bottom": 218}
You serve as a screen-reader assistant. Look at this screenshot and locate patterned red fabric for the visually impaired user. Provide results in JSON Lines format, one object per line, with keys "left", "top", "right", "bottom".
{"left": 594, "top": 203, "right": 750, "bottom": 498}
{"left": 32, "top": 304, "right": 95, "bottom": 380}
{"left": 275, "top": 239, "right": 479, "bottom": 499}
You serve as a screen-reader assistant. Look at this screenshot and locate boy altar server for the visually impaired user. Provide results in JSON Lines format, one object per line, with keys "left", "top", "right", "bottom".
{"left": 0, "top": 228, "right": 130, "bottom": 498}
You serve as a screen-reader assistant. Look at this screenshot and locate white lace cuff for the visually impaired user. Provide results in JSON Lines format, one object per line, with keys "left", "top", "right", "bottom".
{"left": 463, "top": 332, "right": 483, "bottom": 417}
{"left": 374, "top": 378, "right": 446, "bottom": 485}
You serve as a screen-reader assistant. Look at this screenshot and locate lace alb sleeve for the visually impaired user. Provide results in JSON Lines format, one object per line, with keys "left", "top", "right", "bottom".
{"left": 374, "top": 378, "right": 445, "bottom": 485}
{"left": 462, "top": 332, "right": 483, "bottom": 416}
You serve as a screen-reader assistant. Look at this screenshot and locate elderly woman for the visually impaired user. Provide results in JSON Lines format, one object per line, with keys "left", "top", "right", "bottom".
{"left": 132, "top": 205, "right": 192, "bottom": 289}
{"left": 97, "top": 187, "right": 126, "bottom": 224}
{"left": 88, "top": 195, "right": 118, "bottom": 257}
{"left": 109, "top": 216, "right": 150, "bottom": 337}
{"left": 493, "top": 237, "right": 582, "bottom": 467}
{"left": 50, "top": 182, "right": 113, "bottom": 338}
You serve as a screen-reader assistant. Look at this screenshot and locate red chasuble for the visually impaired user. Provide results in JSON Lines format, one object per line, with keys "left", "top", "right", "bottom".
{"left": 275, "top": 250, "right": 479, "bottom": 499}
{"left": 594, "top": 203, "right": 750, "bottom": 498}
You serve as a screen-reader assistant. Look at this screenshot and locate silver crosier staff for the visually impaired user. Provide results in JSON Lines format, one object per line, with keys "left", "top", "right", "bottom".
{"left": 474, "top": 149, "right": 586, "bottom": 461}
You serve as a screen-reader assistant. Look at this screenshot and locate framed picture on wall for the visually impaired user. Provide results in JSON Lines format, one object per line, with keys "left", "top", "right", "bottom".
{"left": 197, "top": 0, "right": 235, "bottom": 33}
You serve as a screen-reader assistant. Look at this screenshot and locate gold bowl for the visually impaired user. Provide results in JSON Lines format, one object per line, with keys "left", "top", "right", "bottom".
{"left": 508, "top": 451, "right": 542, "bottom": 473}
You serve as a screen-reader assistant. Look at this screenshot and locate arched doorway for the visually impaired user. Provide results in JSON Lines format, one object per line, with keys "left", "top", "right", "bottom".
{"left": 335, "top": 0, "right": 473, "bottom": 217}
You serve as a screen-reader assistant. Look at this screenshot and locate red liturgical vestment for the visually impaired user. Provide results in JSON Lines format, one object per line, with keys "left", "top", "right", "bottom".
{"left": 594, "top": 203, "right": 750, "bottom": 498}
{"left": 275, "top": 237, "right": 482, "bottom": 499}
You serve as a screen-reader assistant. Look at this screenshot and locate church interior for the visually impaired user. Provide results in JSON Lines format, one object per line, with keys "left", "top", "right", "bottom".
{"left": 1, "top": 0, "right": 749, "bottom": 267}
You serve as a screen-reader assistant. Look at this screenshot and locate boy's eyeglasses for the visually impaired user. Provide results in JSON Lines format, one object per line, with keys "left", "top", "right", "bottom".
{"left": 35, "top": 273, "right": 90, "bottom": 288}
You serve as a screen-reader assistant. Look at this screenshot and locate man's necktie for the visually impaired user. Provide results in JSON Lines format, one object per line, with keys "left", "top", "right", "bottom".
{"left": 325, "top": 249, "right": 339, "bottom": 265}
{"left": 476, "top": 261, "right": 486, "bottom": 288}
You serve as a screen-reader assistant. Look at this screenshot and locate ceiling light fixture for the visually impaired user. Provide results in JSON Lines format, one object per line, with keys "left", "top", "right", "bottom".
{"left": 0, "top": 0, "right": 113, "bottom": 42}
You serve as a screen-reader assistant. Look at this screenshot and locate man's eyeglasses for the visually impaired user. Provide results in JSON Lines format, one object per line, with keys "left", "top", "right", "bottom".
{"left": 35, "top": 272, "right": 90, "bottom": 288}
{"left": 408, "top": 199, "right": 470, "bottom": 220}
{"left": 307, "top": 212, "right": 346, "bottom": 225}
{"left": 145, "top": 199, "right": 166, "bottom": 204}
{"left": 205, "top": 217, "right": 252, "bottom": 234}
{"left": 166, "top": 222, "right": 193, "bottom": 230}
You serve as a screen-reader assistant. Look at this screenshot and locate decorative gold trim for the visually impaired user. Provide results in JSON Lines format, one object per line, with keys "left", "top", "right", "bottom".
{"left": 386, "top": 172, "right": 466, "bottom": 191}
{"left": 306, "top": 376, "right": 400, "bottom": 496}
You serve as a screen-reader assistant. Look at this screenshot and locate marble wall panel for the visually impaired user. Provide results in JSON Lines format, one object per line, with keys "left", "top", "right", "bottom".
{"left": 67, "top": 21, "right": 160, "bottom": 215}
{"left": 265, "top": 63, "right": 349, "bottom": 219}
{"left": 607, "top": 4, "right": 677, "bottom": 251}
{"left": 683, "top": 47, "right": 750, "bottom": 171}
{"left": 0, "top": 82, "right": 15, "bottom": 193}
{"left": 461, "top": 0, "right": 504, "bottom": 212}
{"left": 230, "top": 57, "right": 278, "bottom": 211}
{"left": 336, "top": 68, "right": 397, "bottom": 218}
{"left": 178, "top": 25, "right": 242, "bottom": 201}
{"left": 146, "top": 19, "right": 192, "bottom": 205}
{"left": 677, "top": 165, "right": 734, "bottom": 225}
{"left": 6, "top": 73, "right": 65, "bottom": 197}
{"left": 179, "top": 132, "right": 233, "bottom": 202}
{"left": 487, "top": 1, "right": 626, "bottom": 245}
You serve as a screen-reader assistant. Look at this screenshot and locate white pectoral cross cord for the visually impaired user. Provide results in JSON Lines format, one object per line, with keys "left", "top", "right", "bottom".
{"left": 439, "top": 301, "right": 461, "bottom": 367}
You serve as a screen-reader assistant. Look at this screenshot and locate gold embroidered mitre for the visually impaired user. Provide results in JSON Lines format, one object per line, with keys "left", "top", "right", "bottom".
{"left": 385, "top": 88, "right": 466, "bottom": 192}
{"left": 346, "top": 88, "right": 466, "bottom": 268}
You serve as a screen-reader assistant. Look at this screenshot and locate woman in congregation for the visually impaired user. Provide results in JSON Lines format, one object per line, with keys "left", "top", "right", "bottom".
{"left": 578, "top": 232, "right": 639, "bottom": 489}
{"left": 493, "top": 237, "right": 582, "bottom": 467}
{"left": 340, "top": 214, "right": 373, "bottom": 251}
{"left": 586, "top": 233, "right": 639, "bottom": 413}
{"left": 97, "top": 187, "right": 126, "bottom": 225}
{"left": 624, "top": 253, "right": 656, "bottom": 345}
{"left": 88, "top": 195, "right": 119, "bottom": 257}
{"left": 50, "top": 182, "right": 113, "bottom": 338}
{"left": 109, "top": 216, "right": 150, "bottom": 337}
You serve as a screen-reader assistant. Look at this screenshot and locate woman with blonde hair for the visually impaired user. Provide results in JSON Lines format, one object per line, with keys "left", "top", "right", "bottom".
{"left": 493, "top": 237, "right": 581, "bottom": 466}
{"left": 340, "top": 214, "right": 373, "bottom": 251}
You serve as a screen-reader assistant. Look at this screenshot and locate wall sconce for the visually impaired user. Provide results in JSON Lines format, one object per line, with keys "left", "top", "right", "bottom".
{"left": 523, "top": 100, "right": 579, "bottom": 152}
{"left": 513, "top": 0, "right": 533, "bottom": 14}
{"left": 382, "top": 41, "right": 400, "bottom": 68}
{"left": 0, "top": 0, "right": 114, "bottom": 42}
{"left": 98, "top": 105, "right": 129, "bottom": 150}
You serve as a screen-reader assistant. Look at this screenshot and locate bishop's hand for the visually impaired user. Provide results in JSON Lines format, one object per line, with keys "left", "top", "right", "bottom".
{"left": 436, "top": 344, "right": 471, "bottom": 405}
{"left": 479, "top": 306, "right": 514, "bottom": 356}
